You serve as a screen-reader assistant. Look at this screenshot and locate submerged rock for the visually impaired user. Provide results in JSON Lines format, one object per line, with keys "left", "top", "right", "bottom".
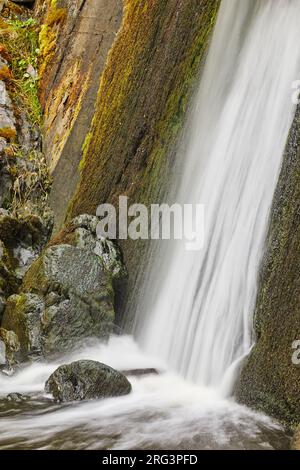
{"left": 45, "top": 360, "right": 132, "bottom": 403}
{"left": 6, "top": 392, "right": 28, "bottom": 402}
{"left": 51, "top": 214, "right": 128, "bottom": 281}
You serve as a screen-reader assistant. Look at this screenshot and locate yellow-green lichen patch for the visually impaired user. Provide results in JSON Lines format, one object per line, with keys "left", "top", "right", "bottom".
{"left": 38, "top": 1, "right": 67, "bottom": 80}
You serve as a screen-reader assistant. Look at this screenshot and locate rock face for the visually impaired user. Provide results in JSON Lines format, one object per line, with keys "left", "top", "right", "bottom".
{"left": 33, "top": 0, "right": 123, "bottom": 227}
{"left": 0, "top": 212, "right": 50, "bottom": 322}
{"left": 45, "top": 360, "right": 132, "bottom": 402}
{"left": 64, "top": 0, "right": 220, "bottom": 322}
{"left": 0, "top": 78, "right": 16, "bottom": 139}
{"left": 236, "top": 105, "right": 300, "bottom": 426}
{"left": 1, "top": 215, "right": 127, "bottom": 359}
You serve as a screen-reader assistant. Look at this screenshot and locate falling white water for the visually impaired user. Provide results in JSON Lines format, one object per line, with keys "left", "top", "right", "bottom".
{"left": 137, "top": 0, "right": 300, "bottom": 392}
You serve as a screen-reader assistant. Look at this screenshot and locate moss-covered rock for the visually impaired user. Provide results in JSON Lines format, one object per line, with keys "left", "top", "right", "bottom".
{"left": 236, "top": 106, "right": 300, "bottom": 428}
{"left": 2, "top": 243, "right": 118, "bottom": 358}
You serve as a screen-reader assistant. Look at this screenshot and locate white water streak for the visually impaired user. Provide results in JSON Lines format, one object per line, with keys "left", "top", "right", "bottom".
{"left": 138, "top": 0, "right": 300, "bottom": 391}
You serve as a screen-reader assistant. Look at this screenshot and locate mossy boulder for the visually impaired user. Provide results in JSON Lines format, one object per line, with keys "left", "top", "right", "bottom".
{"left": 236, "top": 106, "right": 300, "bottom": 427}
{"left": 2, "top": 243, "right": 117, "bottom": 358}
{"left": 45, "top": 360, "right": 132, "bottom": 403}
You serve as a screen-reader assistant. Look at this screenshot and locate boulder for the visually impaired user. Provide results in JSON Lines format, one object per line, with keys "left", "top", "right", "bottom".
{"left": 51, "top": 214, "right": 128, "bottom": 281}
{"left": 45, "top": 360, "right": 132, "bottom": 403}
{"left": 2, "top": 244, "right": 116, "bottom": 358}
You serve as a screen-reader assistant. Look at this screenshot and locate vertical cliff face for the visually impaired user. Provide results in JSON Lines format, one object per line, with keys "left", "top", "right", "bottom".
{"left": 59, "top": 0, "right": 219, "bottom": 312}
{"left": 236, "top": 105, "right": 300, "bottom": 427}
{"left": 34, "top": 0, "right": 123, "bottom": 225}
{"left": 69, "top": 0, "right": 219, "bottom": 216}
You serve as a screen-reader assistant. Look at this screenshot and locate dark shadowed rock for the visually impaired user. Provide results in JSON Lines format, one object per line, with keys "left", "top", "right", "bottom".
{"left": 6, "top": 392, "right": 28, "bottom": 402}
{"left": 121, "top": 368, "right": 160, "bottom": 377}
{"left": 45, "top": 360, "right": 132, "bottom": 403}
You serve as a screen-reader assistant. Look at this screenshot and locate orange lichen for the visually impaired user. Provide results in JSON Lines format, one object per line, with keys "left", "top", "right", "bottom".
{"left": 0, "top": 65, "right": 12, "bottom": 81}
{"left": 0, "top": 128, "right": 17, "bottom": 140}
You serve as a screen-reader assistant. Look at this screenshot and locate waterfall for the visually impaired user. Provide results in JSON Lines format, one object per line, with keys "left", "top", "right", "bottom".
{"left": 136, "top": 0, "right": 300, "bottom": 392}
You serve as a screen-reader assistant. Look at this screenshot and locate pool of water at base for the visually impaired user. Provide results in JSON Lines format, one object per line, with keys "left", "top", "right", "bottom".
{"left": 0, "top": 336, "right": 291, "bottom": 450}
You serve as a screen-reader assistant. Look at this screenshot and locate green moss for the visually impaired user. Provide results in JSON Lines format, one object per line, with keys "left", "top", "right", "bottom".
{"left": 38, "top": 1, "right": 67, "bottom": 78}
{"left": 68, "top": 0, "right": 220, "bottom": 220}
{"left": 0, "top": 17, "right": 42, "bottom": 125}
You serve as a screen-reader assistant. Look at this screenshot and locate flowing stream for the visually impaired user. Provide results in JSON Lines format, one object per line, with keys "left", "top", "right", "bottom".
{"left": 0, "top": 0, "right": 299, "bottom": 450}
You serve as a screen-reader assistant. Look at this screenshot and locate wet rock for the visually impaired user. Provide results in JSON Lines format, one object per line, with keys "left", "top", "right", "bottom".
{"left": 121, "top": 368, "right": 160, "bottom": 377}
{"left": 71, "top": 214, "right": 127, "bottom": 281}
{"left": 3, "top": 244, "right": 116, "bottom": 358}
{"left": 6, "top": 392, "right": 28, "bottom": 402}
{"left": 0, "top": 80, "right": 16, "bottom": 139}
{"left": 45, "top": 360, "right": 132, "bottom": 403}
